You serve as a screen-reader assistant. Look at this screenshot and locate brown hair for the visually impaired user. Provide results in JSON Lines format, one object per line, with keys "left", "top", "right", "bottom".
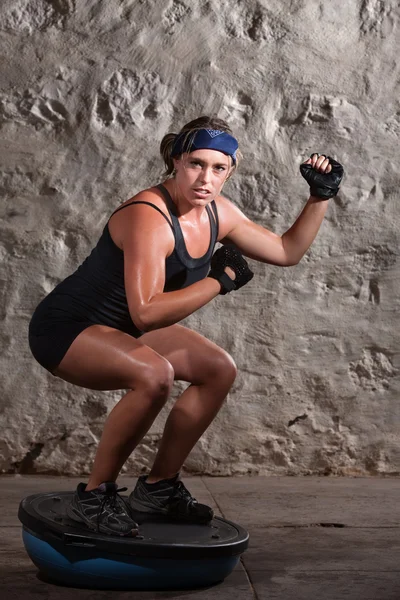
{"left": 160, "top": 115, "right": 242, "bottom": 178}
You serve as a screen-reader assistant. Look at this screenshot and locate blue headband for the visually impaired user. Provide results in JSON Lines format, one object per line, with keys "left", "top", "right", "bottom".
{"left": 171, "top": 129, "right": 238, "bottom": 164}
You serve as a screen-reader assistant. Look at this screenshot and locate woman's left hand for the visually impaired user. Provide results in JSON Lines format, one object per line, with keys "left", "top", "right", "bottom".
{"left": 300, "top": 153, "right": 344, "bottom": 200}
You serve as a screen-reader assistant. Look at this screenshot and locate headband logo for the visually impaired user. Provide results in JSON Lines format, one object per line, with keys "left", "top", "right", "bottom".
{"left": 205, "top": 129, "right": 224, "bottom": 138}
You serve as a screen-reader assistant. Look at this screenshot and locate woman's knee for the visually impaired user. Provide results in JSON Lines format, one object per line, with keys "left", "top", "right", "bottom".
{"left": 207, "top": 350, "right": 238, "bottom": 384}
{"left": 133, "top": 357, "right": 175, "bottom": 398}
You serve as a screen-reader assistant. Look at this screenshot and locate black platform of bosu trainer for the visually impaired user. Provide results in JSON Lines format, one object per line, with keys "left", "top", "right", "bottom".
{"left": 18, "top": 491, "right": 249, "bottom": 590}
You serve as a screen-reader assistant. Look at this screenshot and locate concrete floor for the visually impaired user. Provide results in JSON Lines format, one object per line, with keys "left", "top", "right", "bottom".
{"left": 1, "top": 475, "right": 400, "bottom": 599}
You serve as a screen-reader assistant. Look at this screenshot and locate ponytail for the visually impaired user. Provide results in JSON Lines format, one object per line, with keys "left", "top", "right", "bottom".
{"left": 160, "top": 133, "right": 177, "bottom": 177}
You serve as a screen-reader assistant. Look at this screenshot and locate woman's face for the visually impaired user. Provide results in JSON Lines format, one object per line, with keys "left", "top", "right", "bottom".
{"left": 172, "top": 149, "right": 233, "bottom": 206}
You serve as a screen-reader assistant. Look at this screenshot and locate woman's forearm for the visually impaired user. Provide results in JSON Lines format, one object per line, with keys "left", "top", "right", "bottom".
{"left": 281, "top": 196, "right": 329, "bottom": 264}
{"left": 138, "top": 277, "right": 222, "bottom": 332}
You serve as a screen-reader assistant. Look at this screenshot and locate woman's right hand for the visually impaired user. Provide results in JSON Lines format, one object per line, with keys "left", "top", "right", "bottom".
{"left": 224, "top": 266, "right": 236, "bottom": 280}
{"left": 208, "top": 245, "right": 254, "bottom": 295}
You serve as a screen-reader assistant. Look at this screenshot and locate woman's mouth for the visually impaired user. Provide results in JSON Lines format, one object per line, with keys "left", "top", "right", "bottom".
{"left": 193, "top": 188, "right": 210, "bottom": 198}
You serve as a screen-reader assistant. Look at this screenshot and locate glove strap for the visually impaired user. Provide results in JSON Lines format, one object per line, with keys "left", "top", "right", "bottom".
{"left": 310, "top": 186, "right": 338, "bottom": 200}
{"left": 208, "top": 272, "right": 237, "bottom": 295}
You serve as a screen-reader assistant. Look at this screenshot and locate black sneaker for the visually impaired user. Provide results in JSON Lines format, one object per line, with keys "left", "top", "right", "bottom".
{"left": 128, "top": 473, "right": 214, "bottom": 524}
{"left": 66, "top": 482, "right": 139, "bottom": 536}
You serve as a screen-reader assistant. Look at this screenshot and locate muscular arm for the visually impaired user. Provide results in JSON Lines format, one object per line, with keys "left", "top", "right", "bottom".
{"left": 121, "top": 196, "right": 224, "bottom": 332}
{"left": 218, "top": 194, "right": 329, "bottom": 266}
{"left": 220, "top": 154, "right": 339, "bottom": 265}
{"left": 140, "top": 278, "right": 221, "bottom": 332}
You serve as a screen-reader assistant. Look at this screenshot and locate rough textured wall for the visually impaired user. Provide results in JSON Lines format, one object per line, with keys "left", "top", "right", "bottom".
{"left": 1, "top": 0, "right": 399, "bottom": 476}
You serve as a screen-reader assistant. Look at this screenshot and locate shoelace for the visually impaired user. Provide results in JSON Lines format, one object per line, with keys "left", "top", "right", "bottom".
{"left": 96, "top": 486, "right": 128, "bottom": 532}
{"left": 172, "top": 481, "right": 198, "bottom": 509}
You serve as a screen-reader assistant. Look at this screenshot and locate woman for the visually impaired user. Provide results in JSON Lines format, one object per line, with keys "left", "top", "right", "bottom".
{"left": 28, "top": 116, "right": 344, "bottom": 537}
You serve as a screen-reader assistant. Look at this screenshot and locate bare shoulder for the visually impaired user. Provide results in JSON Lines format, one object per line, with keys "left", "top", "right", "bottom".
{"left": 116, "top": 187, "right": 170, "bottom": 215}
{"left": 108, "top": 187, "right": 174, "bottom": 252}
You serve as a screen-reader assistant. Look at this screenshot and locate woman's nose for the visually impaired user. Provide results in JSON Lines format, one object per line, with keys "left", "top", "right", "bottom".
{"left": 199, "top": 168, "right": 212, "bottom": 183}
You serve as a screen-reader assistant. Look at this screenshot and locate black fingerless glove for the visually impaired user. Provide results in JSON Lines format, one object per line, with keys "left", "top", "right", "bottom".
{"left": 300, "top": 154, "right": 344, "bottom": 200}
{"left": 208, "top": 245, "right": 254, "bottom": 295}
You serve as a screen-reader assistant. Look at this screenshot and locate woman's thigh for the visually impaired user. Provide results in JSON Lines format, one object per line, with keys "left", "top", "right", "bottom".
{"left": 140, "top": 324, "right": 237, "bottom": 385}
{"left": 52, "top": 323, "right": 236, "bottom": 391}
{"left": 52, "top": 324, "right": 174, "bottom": 392}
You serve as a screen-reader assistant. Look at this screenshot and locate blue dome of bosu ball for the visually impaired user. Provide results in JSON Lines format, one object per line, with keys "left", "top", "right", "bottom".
{"left": 18, "top": 491, "right": 249, "bottom": 590}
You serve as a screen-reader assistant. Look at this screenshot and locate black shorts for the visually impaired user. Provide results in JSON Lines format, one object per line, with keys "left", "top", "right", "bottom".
{"left": 28, "top": 298, "right": 144, "bottom": 375}
{"left": 29, "top": 321, "right": 94, "bottom": 375}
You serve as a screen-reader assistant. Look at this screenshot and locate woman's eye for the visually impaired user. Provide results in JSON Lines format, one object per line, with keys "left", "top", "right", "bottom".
{"left": 189, "top": 161, "right": 225, "bottom": 171}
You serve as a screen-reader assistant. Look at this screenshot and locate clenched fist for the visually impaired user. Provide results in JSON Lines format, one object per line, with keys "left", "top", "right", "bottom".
{"left": 300, "top": 153, "right": 344, "bottom": 200}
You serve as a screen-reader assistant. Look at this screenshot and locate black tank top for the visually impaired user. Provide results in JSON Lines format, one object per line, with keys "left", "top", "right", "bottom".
{"left": 30, "top": 184, "right": 219, "bottom": 336}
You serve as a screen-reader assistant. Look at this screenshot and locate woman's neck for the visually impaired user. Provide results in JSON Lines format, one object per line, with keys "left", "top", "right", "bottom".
{"left": 162, "top": 179, "right": 207, "bottom": 221}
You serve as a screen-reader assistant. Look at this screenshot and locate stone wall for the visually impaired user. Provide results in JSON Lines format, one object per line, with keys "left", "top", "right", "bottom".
{"left": 1, "top": 0, "right": 399, "bottom": 476}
